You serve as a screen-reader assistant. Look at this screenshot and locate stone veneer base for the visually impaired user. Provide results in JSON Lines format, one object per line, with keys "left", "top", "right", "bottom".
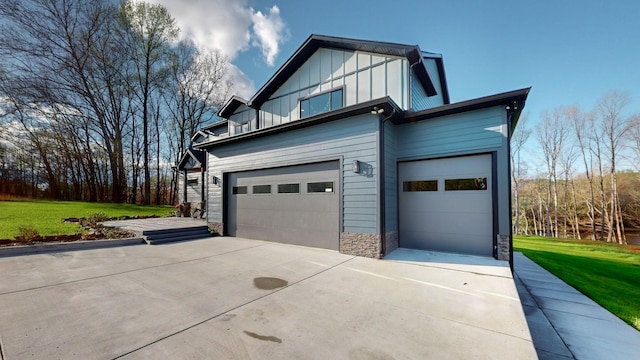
{"left": 497, "top": 234, "right": 510, "bottom": 261}
{"left": 340, "top": 232, "right": 381, "bottom": 258}
{"left": 208, "top": 222, "right": 224, "bottom": 236}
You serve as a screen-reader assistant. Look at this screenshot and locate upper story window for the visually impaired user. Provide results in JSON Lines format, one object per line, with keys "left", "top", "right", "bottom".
{"left": 300, "top": 88, "right": 343, "bottom": 119}
{"left": 234, "top": 121, "right": 251, "bottom": 135}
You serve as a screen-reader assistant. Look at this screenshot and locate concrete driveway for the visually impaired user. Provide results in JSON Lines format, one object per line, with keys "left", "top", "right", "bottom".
{"left": 0, "top": 237, "right": 536, "bottom": 359}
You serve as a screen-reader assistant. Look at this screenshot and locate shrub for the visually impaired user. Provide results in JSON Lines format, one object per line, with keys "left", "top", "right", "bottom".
{"left": 81, "top": 212, "right": 109, "bottom": 228}
{"left": 17, "top": 226, "right": 41, "bottom": 242}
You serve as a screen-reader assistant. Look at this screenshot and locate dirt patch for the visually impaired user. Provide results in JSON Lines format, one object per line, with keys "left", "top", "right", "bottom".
{"left": 0, "top": 229, "right": 136, "bottom": 247}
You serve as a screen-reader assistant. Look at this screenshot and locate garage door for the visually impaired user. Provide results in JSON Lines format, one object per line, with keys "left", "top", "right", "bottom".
{"left": 398, "top": 154, "right": 493, "bottom": 256}
{"left": 227, "top": 161, "right": 340, "bottom": 250}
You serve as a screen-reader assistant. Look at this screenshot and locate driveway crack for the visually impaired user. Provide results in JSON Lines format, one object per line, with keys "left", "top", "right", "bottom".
{"left": 111, "top": 255, "right": 357, "bottom": 359}
{"left": 0, "top": 244, "right": 268, "bottom": 296}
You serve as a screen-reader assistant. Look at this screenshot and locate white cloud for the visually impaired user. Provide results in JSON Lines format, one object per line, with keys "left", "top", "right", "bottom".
{"left": 226, "top": 64, "right": 255, "bottom": 99}
{"left": 147, "top": 0, "right": 289, "bottom": 97}
{"left": 251, "top": 5, "right": 289, "bottom": 67}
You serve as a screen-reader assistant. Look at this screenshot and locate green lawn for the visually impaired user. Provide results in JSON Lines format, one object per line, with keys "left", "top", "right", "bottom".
{"left": 0, "top": 200, "right": 172, "bottom": 239}
{"left": 514, "top": 235, "right": 640, "bottom": 331}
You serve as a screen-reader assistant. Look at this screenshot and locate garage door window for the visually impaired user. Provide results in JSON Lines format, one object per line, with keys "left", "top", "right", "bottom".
{"left": 232, "top": 186, "right": 247, "bottom": 195}
{"left": 278, "top": 183, "right": 300, "bottom": 193}
{"left": 253, "top": 185, "right": 272, "bottom": 194}
{"left": 403, "top": 180, "right": 437, "bottom": 192}
{"left": 445, "top": 178, "right": 487, "bottom": 191}
{"left": 307, "top": 181, "right": 334, "bottom": 193}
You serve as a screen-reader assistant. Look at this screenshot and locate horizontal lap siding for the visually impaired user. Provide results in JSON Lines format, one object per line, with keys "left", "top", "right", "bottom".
{"left": 207, "top": 114, "right": 380, "bottom": 234}
{"left": 396, "top": 107, "right": 505, "bottom": 159}
{"left": 384, "top": 121, "right": 398, "bottom": 232}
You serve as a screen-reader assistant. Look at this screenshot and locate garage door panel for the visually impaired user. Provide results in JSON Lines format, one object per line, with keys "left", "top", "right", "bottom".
{"left": 228, "top": 161, "right": 340, "bottom": 250}
{"left": 399, "top": 154, "right": 493, "bottom": 256}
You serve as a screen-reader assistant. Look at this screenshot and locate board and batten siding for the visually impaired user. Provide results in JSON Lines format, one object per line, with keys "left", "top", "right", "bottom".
{"left": 395, "top": 105, "right": 512, "bottom": 236}
{"left": 206, "top": 113, "right": 381, "bottom": 235}
{"left": 179, "top": 172, "right": 203, "bottom": 204}
{"left": 228, "top": 104, "right": 256, "bottom": 135}
{"left": 259, "top": 48, "right": 409, "bottom": 129}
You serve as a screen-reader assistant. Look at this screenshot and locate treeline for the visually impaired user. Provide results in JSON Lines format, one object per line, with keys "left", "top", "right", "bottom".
{"left": 0, "top": 0, "right": 230, "bottom": 204}
{"left": 512, "top": 91, "right": 640, "bottom": 244}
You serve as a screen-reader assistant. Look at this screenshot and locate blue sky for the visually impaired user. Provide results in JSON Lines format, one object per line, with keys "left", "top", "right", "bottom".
{"left": 154, "top": 0, "right": 640, "bottom": 169}
{"left": 242, "top": 0, "right": 639, "bottom": 118}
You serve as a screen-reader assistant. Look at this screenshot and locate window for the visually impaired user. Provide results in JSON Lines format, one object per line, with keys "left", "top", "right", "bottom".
{"left": 307, "top": 181, "right": 334, "bottom": 193}
{"left": 234, "top": 121, "right": 251, "bottom": 135}
{"left": 403, "top": 180, "right": 437, "bottom": 192}
{"left": 278, "top": 183, "right": 299, "bottom": 193}
{"left": 445, "top": 178, "right": 488, "bottom": 191}
{"left": 187, "top": 178, "right": 198, "bottom": 186}
{"left": 300, "top": 89, "right": 343, "bottom": 118}
{"left": 232, "top": 186, "right": 247, "bottom": 194}
{"left": 253, "top": 184, "right": 271, "bottom": 194}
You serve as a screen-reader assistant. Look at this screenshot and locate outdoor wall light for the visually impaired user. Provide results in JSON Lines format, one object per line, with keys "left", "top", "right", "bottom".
{"left": 371, "top": 106, "right": 385, "bottom": 115}
{"left": 212, "top": 176, "right": 220, "bottom": 185}
{"left": 352, "top": 160, "right": 360, "bottom": 174}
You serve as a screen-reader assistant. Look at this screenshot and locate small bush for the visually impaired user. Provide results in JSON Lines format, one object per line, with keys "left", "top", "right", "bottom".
{"left": 17, "top": 226, "right": 41, "bottom": 242}
{"left": 81, "top": 212, "right": 109, "bottom": 228}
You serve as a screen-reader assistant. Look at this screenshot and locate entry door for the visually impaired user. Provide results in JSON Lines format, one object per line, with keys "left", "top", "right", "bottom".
{"left": 398, "top": 154, "right": 493, "bottom": 256}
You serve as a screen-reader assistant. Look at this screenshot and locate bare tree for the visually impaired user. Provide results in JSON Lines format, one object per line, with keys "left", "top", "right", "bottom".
{"left": 596, "top": 90, "right": 631, "bottom": 244}
{"left": 119, "top": 0, "right": 178, "bottom": 204}
{"left": 536, "top": 109, "right": 570, "bottom": 237}
{"left": 511, "top": 113, "right": 531, "bottom": 235}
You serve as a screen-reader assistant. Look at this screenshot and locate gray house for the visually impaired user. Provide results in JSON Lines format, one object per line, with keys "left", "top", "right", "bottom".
{"left": 194, "top": 35, "right": 529, "bottom": 265}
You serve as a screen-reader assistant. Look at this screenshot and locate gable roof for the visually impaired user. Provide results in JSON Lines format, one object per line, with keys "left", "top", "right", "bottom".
{"left": 248, "top": 34, "right": 449, "bottom": 108}
{"left": 218, "top": 95, "right": 250, "bottom": 118}
{"left": 177, "top": 148, "right": 206, "bottom": 170}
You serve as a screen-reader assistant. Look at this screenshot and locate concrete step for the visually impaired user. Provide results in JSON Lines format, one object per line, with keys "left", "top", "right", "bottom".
{"left": 143, "top": 226, "right": 210, "bottom": 245}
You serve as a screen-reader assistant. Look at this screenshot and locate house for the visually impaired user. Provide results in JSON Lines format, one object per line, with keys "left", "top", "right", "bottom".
{"left": 192, "top": 34, "right": 529, "bottom": 265}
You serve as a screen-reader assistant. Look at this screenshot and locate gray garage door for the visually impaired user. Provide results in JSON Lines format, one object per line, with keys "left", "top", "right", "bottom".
{"left": 227, "top": 161, "right": 340, "bottom": 250}
{"left": 398, "top": 154, "right": 493, "bottom": 256}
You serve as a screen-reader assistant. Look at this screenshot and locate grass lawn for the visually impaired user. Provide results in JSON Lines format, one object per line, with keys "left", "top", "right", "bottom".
{"left": 514, "top": 235, "right": 640, "bottom": 331}
{"left": 0, "top": 199, "right": 173, "bottom": 239}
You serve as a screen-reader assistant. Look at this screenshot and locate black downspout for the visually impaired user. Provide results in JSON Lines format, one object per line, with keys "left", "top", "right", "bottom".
{"left": 201, "top": 167, "right": 205, "bottom": 204}
{"left": 378, "top": 109, "right": 396, "bottom": 258}
{"left": 183, "top": 170, "right": 187, "bottom": 204}
{"left": 506, "top": 105, "right": 515, "bottom": 272}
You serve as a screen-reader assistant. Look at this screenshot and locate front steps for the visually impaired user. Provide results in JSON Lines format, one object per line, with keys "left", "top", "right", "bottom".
{"left": 143, "top": 226, "right": 211, "bottom": 245}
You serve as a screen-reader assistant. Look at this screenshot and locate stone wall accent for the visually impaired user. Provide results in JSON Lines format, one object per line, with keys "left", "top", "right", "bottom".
{"left": 383, "top": 230, "right": 399, "bottom": 256}
{"left": 340, "top": 232, "right": 381, "bottom": 258}
{"left": 497, "top": 234, "right": 510, "bottom": 261}
{"left": 208, "top": 222, "right": 224, "bottom": 236}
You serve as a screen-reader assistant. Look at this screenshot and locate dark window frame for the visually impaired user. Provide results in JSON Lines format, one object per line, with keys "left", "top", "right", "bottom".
{"left": 252, "top": 184, "right": 272, "bottom": 194}
{"left": 444, "top": 177, "right": 488, "bottom": 191}
{"left": 300, "top": 88, "right": 344, "bottom": 119}
{"left": 277, "top": 183, "right": 300, "bottom": 194}
{"left": 402, "top": 180, "right": 438, "bottom": 192}
{"left": 232, "top": 186, "right": 248, "bottom": 195}
{"left": 307, "top": 181, "right": 335, "bottom": 193}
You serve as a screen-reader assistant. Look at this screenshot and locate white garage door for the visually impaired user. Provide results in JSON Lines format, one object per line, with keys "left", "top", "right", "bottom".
{"left": 227, "top": 161, "right": 340, "bottom": 250}
{"left": 398, "top": 154, "right": 493, "bottom": 256}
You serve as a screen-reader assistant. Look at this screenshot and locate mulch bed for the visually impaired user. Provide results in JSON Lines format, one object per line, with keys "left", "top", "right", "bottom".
{"left": 0, "top": 215, "right": 159, "bottom": 247}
